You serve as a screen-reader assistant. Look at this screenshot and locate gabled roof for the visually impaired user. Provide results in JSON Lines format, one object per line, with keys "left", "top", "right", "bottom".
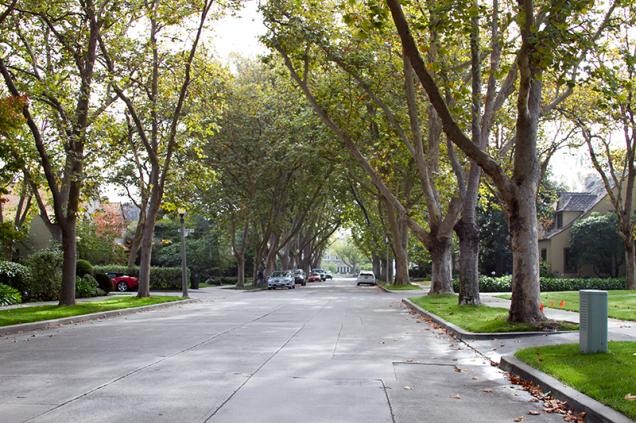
{"left": 540, "top": 176, "right": 608, "bottom": 240}
{"left": 556, "top": 192, "right": 597, "bottom": 212}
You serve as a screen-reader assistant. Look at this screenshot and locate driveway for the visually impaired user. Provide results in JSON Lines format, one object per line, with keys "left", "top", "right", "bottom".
{"left": 0, "top": 278, "right": 563, "bottom": 423}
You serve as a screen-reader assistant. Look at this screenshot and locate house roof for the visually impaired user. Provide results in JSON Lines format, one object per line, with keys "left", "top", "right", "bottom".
{"left": 540, "top": 177, "right": 608, "bottom": 240}
{"left": 556, "top": 192, "right": 597, "bottom": 212}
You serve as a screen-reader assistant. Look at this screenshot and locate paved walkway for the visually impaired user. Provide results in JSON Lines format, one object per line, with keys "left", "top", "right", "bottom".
{"left": 0, "top": 279, "right": 568, "bottom": 423}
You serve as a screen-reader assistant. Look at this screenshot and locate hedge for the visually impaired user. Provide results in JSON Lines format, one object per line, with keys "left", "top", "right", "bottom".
{"left": 452, "top": 276, "right": 627, "bottom": 293}
{"left": 93, "top": 265, "right": 188, "bottom": 290}
{"left": 0, "top": 261, "right": 31, "bottom": 295}
{"left": 0, "top": 283, "right": 22, "bottom": 305}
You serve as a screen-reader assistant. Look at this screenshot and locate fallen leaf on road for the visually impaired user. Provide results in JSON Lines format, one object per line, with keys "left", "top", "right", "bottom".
{"left": 482, "top": 388, "right": 493, "bottom": 393}
{"left": 513, "top": 416, "right": 524, "bottom": 422}
{"left": 451, "top": 394, "right": 461, "bottom": 399}
{"left": 472, "top": 376, "right": 479, "bottom": 380}
{"left": 453, "top": 366, "right": 464, "bottom": 373}
{"left": 527, "top": 411, "right": 540, "bottom": 415}
{"left": 403, "top": 386, "right": 412, "bottom": 390}
{"left": 624, "top": 393, "right": 636, "bottom": 401}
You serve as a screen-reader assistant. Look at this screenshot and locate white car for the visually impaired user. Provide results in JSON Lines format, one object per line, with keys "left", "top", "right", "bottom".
{"left": 356, "top": 271, "right": 376, "bottom": 286}
{"left": 267, "top": 271, "right": 295, "bottom": 290}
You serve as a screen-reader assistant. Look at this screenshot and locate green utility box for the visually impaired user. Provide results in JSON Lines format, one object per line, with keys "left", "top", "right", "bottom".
{"left": 579, "top": 290, "right": 608, "bottom": 354}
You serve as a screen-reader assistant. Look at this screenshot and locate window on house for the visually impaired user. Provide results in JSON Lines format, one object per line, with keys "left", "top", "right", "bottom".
{"left": 556, "top": 212, "right": 563, "bottom": 229}
{"left": 541, "top": 249, "right": 547, "bottom": 262}
{"left": 564, "top": 247, "right": 575, "bottom": 273}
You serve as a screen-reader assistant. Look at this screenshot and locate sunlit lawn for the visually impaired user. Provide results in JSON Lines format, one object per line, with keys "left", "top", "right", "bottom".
{"left": 0, "top": 296, "right": 181, "bottom": 327}
{"left": 496, "top": 291, "right": 636, "bottom": 321}
{"left": 410, "top": 294, "right": 577, "bottom": 333}
{"left": 516, "top": 342, "right": 636, "bottom": 419}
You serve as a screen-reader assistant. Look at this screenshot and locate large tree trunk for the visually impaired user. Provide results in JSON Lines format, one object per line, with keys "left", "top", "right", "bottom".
{"left": 59, "top": 221, "right": 77, "bottom": 305}
{"left": 137, "top": 193, "right": 161, "bottom": 298}
{"left": 507, "top": 192, "right": 543, "bottom": 323}
{"left": 386, "top": 204, "right": 410, "bottom": 286}
{"left": 455, "top": 217, "right": 480, "bottom": 305}
{"left": 429, "top": 237, "right": 453, "bottom": 294}
{"left": 372, "top": 254, "right": 381, "bottom": 279}
{"left": 625, "top": 241, "right": 636, "bottom": 290}
{"left": 236, "top": 254, "right": 245, "bottom": 289}
{"left": 127, "top": 215, "right": 144, "bottom": 268}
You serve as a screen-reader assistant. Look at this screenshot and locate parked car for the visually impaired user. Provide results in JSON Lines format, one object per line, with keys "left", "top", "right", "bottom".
{"left": 312, "top": 268, "right": 327, "bottom": 281}
{"left": 267, "top": 271, "right": 295, "bottom": 290}
{"left": 356, "top": 271, "right": 376, "bottom": 286}
{"left": 324, "top": 271, "right": 333, "bottom": 280}
{"left": 111, "top": 274, "right": 139, "bottom": 292}
{"left": 307, "top": 272, "right": 322, "bottom": 283}
{"left": 292, "top": 269, "right": 306, "bottom": 286}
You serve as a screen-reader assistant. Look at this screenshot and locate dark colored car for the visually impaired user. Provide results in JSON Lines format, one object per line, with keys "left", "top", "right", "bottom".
{"left": 111, "top": 275, "right": 139, "bottom": 292}
{"left": 307, "top": 272, "right": 322, "bottom": 283}
{"left": 292, "top": 269, "right": 306, "bottom": 286}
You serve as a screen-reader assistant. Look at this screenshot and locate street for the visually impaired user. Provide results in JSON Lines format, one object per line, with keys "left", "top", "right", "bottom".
{"left": 0, "top": 278, "right": 563, "bottom": 423}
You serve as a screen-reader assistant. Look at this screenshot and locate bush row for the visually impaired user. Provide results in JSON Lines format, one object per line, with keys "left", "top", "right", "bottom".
{"left": 0, "top": 283, "right": 22, "bottom": 305}
{"left": 452, "top": 275, "right": 627, "bottom": 292}
{"left": 93, "top": 265, "right": 187, "bottom": 290}
{"left": 204, "top": 276, "right": 237, "bottom": 285}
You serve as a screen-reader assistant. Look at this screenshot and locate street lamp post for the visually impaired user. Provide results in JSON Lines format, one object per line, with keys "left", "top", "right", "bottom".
{"left": 178, "top": 208, "right": 188, "bottom": 298}
{"left": 385, "top": 235, "right": 389, "bottom": 285}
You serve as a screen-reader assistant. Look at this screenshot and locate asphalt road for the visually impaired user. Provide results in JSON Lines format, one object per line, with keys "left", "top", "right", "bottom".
{"left": 0, "top": 278, "right": 564, "bottom": 423}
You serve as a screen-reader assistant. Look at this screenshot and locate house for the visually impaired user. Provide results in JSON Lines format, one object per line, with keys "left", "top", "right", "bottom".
{"left": 539, "top": 175, "right": 636, "bottom": 276}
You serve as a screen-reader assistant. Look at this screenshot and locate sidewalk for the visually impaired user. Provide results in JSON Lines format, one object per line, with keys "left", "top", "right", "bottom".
{"left": 480, "top": 292, "right": 636, "bottom": 342}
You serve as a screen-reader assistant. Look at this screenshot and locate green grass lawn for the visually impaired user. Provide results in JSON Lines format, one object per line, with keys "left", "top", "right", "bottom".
{"left": 382, "top": 283, "right": 422, "bottom": 291}
{"left": 0, "top": 296, "right": 182, "bottom": 327}
{"left": 516, "top": 342, "right": 636, "bottom": 419}
{"left": 496, "top": 291, "right": 636, "bottom": 321}
{"left": 410, "top": 294, "right": 578, "bottom": 333}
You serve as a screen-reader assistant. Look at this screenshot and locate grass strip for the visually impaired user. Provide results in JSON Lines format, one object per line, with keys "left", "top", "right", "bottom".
{"left": 0, "top": 296, "right": 181, "bottom": 327}
{"left": 382, "top": 283, "right": 422, "bottom": 291}
{"left": 516, "top": 342, "right": 636, "bottom": 419}
{"left": 496, "top": 290, "right": 636, "bottom": 321}
{"left": 410, "top": 294, "right": 578, "bottom": 333}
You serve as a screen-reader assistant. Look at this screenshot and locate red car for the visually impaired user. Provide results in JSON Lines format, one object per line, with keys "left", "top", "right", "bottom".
{"left": 111, "top": 275, "right": 139, "bottom": 292}
{"left": 307, "top": 272, "right": 322, "bottom": 283}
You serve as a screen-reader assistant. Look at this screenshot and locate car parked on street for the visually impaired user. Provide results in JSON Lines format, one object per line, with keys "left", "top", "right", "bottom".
{"left": 356, "top": 271, "right": 376, "bottom": 286}
{"left": 110, "top": 274, "right": 139, "bottom": 292}
{"left": 292, "top": 269, "right": 306, "bottom": 286}
{"left": 267, "top": 271, "right": 295, "bottom": 290}
{"left": 307, "top": 272, "right": 322, "bottom": 283}
{"left": 312, "top": 268, "right": 328, "bottom": 281}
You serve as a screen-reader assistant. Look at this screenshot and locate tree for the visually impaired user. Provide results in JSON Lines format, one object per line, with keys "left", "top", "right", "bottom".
{"left": 0, "top": 0, "right": 113, "bottom": 305}
{"left": 98, "top": 0, "right": 224, "bottom": 297}
{"left": 262, "top": 0, "right": 474, "bottom": 293}
{"left": 564, "top": 13, "right": 636, "bottom": 289}
{"left": 570, "top": 213, "right": 624, "bottom": 277}
{"left": 386, "top": 0, "right": 617, "bottom": 322}
{"left": 332, "top": 237, "right": 367, "bottom": 275}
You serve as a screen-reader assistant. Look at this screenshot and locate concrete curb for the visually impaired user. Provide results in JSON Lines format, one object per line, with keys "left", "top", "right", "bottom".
{"left": 500, "top": 355, "right": 633, "bottom": 423}
{"left": 0, "top": 298, "right": 197, "bottom": 337}
{"left": 402, "top": 298, "right": 575, "bottom": 340}
{"left": 376, "top": 284, "right": 390, "bottom": 293}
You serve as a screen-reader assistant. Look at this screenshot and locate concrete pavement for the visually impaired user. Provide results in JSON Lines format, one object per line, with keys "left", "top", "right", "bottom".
{"left": 0, "top": 279, "right": 570, "bottom": 422}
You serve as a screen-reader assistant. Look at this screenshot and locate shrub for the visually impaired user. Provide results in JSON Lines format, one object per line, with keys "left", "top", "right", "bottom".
{"left": 0, "top": 283, "right": 21, "bottom": 305}
{"left": 76, "top": 259, "right": 93, "bottom": 277}
{"left": 24, "top": 247, "right": 63, "bottom": 301}
{"left": 75, "top": 274, "right": 100, "bottom": 298}
{"left": 0, "top": 260, "right": 31, "bottom": 294}
{"left": 94, "top": 272, "right": 113, "bottom": 293}
{"left": 93, "top": 265, "right": 186, "bottom": 290}
{"left": 453, "top": 275, "right": 627, "bottom": 293}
